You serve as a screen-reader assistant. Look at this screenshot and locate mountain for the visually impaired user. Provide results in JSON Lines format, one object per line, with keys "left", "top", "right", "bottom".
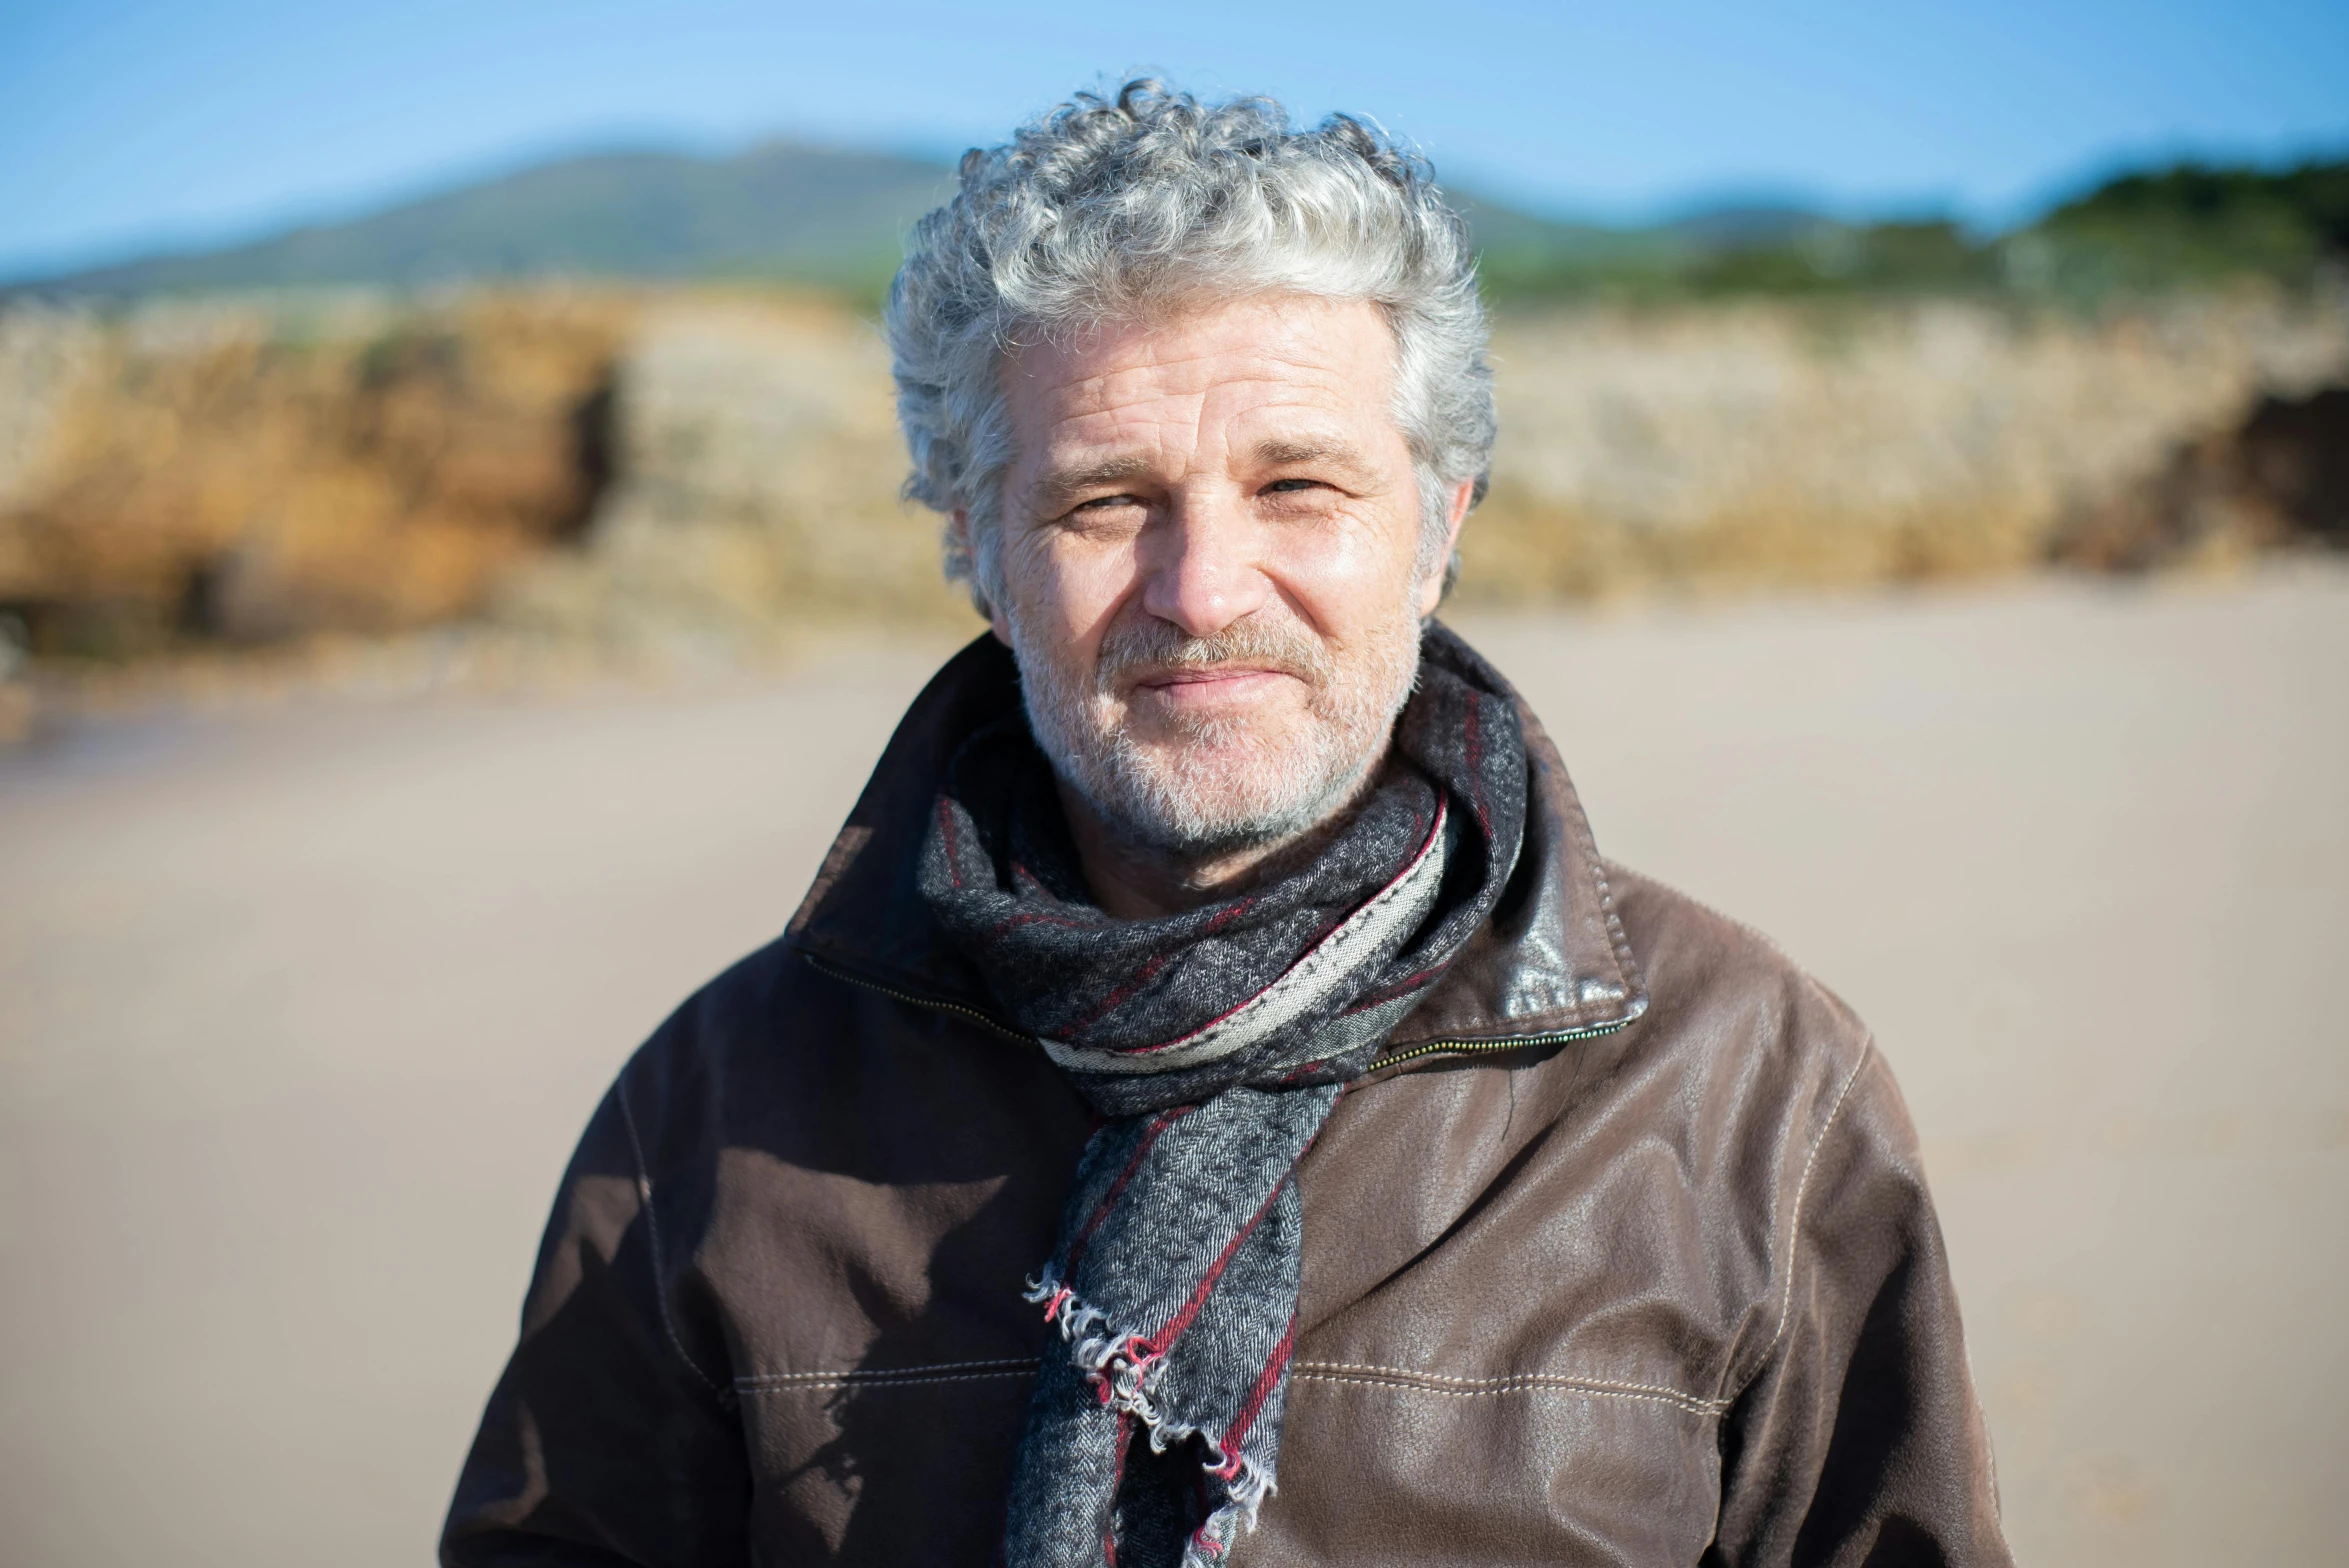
{"left": 39, "top": 137, "right": 2326, "bottom": 305}
{"left": 6, "top": 138, "right": 1737, "bottom": 301}
{"left": 1441, "top": 189, "right": 1643, "bottom": 257}
{"left": 1655, "top": 201, "right": 1843, "bottom": 251}
{"left": 12, "top": 142, "right": 960, "bottom": 297}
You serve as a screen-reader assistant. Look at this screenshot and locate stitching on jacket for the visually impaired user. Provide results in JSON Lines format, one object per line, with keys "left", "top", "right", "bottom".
{"left": 1584, "top": 852, "right": 1646, "bottom": 1004}
{"left": 1555, "top": 776, "right": 1643, "bottom": 1003}
{"left": 1724, "top": 1039, "right": 1876, "bottom": 1406}
{"left": 1292, "top": 1363, "right": 1724, "bottom": 1416}
{"left": 615, "top": 1072, "right": 733, "bottom": 1406}
{"left": 727, "top": 1357, "right": 1723, "bottom": 1414}
{"left": 734, "top": 1360, "right": 1042, "bottom": 1394}
{"left": 1294, "top": 1359, "right": 1719, "bottom": 1408}
{"left": 1603, "top": 861, "right": 1804, "bottom": 976}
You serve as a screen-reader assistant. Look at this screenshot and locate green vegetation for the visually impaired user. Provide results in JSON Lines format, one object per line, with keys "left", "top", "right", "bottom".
{"left": 1476, "top": 214, "right": 1997, "bottom": 303}
{"left": 8, "top": 142, "right": 2341, "bottom": 310}
{"left": 1477, "top": 156, "right": 2349, "bottom": 306}
{"left": 2014, "top": 158, "right": 2349, "bottom": 296}
{"left": 9, "top": 144, "right": 953, "bottom": 300}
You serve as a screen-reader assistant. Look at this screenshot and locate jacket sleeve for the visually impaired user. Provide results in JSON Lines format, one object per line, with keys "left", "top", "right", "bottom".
{"left": 1709, "top": 1047, "right": 2013, "bottom": 1568}
{"left": 440, "top": 1066, "right": 751, "bottom": 1568}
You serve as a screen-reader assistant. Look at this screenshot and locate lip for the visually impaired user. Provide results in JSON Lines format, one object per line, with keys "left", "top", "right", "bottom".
{"left": 1130, "top": 667, "right": 1301, "bottom": 702}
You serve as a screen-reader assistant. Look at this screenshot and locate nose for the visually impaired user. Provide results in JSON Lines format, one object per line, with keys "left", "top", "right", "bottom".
{"left": 1137, "top": 488, "right": 1270, "bottom": 638}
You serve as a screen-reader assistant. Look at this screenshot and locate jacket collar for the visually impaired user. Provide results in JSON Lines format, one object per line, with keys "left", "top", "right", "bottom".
{"left": 786, "top": 630, "right": 1647, "bottom": 1054}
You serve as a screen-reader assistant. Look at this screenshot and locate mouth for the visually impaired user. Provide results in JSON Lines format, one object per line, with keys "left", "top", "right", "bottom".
{"left": 1127, "top": 664, "right": 1306, "bottom": 706}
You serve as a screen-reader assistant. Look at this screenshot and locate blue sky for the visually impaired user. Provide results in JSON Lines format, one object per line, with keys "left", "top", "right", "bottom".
{"left": 3, "top": 0, "right": 2345, "bottom": 277}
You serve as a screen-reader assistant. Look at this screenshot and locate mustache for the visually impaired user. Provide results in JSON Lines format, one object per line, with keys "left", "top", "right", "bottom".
{"left": 1094, "top": 614, "right": 1333, "bottom": 689}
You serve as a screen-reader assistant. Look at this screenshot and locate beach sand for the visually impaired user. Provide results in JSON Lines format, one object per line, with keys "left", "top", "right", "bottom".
{"left": 3, "top": 569, "right": 2343, "bottom": 1565}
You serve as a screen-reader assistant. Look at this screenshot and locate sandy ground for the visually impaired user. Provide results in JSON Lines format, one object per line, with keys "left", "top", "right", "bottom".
{"left": 2, "top": 570, "right": 2344, "bottom": 1566}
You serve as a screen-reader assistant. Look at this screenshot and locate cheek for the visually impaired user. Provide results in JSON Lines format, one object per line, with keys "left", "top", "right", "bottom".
{"left": 1006, "top": 528, "right": 1143, "bottom": 651}
{"left": 1270, "top": 506, "right": 1421, "bottom": 636}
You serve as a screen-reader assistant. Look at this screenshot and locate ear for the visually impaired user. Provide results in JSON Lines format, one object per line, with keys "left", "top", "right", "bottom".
{"left": 952, "top": 509, "right": 1016, "bottom": 645}
{"left": 1416, "top": 479, "right": 1475, "bottom": 619}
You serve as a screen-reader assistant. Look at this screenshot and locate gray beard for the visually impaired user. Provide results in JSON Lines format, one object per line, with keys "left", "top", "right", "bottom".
{"left": 1008, "top": 606, "right": 1425, "bottom": 859}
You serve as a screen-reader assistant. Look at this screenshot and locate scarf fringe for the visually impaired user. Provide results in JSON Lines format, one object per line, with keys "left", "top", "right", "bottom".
{"left": 1027, "top": 1272, "right": 1175, "bottom": 1430}
{"left": 1025, "top": 1272, "right": 1279, "bottom": 1559}
{"left": 1180, "top": 1454, "right": 1275, "bottom": 1565}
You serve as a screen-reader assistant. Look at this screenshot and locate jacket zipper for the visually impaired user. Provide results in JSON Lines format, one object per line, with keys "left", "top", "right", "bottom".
{"left": 802, "top": 951, "right": 1035, "bottom": 1043}
{"left": 1370, "top": 1017, "right": 1634, "bottom": 1070}
{"left": 803, "top": 949, "right": 1635, "bottom": 1069}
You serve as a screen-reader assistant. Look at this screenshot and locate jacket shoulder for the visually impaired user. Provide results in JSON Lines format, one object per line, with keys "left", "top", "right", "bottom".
{"left": 601, "top": 930, "right": 953, "bottom": 1222}
{"left": 1599, "top": 871, "right": 2004, "bottom": 1555}
{"left": 613, "top": 934, "right": 805, "bottom": 1145}
{"left": 616, "top": 928, "right": 1082, "bottom": 1190}
{"left": 1603, "top": 858, "right": 1874, "bottom": 1082}
{"left": 1598, "top": 861, "right": 1935, "bottom": 1390}
{"left": 1597, "top": 857, "right": 1890, "bottom": 1188}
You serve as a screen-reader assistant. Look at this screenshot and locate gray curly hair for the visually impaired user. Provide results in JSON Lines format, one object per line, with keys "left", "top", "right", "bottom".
{"left": 885, "top": 78, "right": 1496, "bottom": 614}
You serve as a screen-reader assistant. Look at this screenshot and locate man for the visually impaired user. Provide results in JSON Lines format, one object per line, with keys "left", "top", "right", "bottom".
{"left": 444, "top": 82, "right": 2010, "bottom": 1567}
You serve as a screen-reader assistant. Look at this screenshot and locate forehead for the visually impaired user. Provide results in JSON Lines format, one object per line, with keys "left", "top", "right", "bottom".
{"left": 1000, "top": 294, "right": 1401, "bottom": 458}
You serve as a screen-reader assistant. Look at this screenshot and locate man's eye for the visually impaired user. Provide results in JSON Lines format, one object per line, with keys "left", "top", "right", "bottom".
{"left": 1263, "top": 478, "right": 1323, "bottom": 494}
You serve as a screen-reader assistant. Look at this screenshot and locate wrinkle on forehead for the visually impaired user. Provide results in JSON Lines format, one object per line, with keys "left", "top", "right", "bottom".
{"left": 1001, "top": 295, "right": 1403, "bottom": 498}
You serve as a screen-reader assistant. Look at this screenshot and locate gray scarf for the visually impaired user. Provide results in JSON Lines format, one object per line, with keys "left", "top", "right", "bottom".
{"left": 919, "top": 625, "right": 1527, "bottom": 1567}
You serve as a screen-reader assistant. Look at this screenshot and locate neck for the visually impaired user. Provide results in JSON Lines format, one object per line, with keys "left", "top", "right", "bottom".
{"left": 1056, "top": 757, "right": 1390, "bottom": 921}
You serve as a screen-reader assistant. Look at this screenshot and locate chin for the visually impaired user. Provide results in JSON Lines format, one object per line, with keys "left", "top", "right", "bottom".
{"left": 1116, "top": 688, "right": 1308, "bottom": 751}
{"left": 1097, "top": 734, "right": 1375, "bottom": 856}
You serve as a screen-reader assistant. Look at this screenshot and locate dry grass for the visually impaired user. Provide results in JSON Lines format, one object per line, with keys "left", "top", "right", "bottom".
{"left": 1458, "top": 292, "right": 2347, "bottom": 602}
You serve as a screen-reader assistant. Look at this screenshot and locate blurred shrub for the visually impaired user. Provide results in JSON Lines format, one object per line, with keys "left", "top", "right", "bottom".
{"left": 1483, "top": 157, "right": 2349, "bottom": 308}
{"left": 1484, "top": 218, "right": 1999, "bottom": 303}
{"left": 2008, "top": 158, "right": 2349, "bottom": 299}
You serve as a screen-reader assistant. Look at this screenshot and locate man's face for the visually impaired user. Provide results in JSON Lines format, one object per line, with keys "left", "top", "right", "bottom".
{"left": 977, "top": 293, "right": 1467, "bottom": 855}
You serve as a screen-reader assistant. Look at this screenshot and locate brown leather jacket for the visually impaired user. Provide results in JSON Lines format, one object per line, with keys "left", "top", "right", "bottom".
{"left": 443, "top": 635, "right": 2011, "bottom": 1567}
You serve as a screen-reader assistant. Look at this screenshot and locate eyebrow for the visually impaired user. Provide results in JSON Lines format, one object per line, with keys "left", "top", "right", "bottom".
{"left": 1252, "top": 437, "right": 1375, "bottom": 481}
{"left": 1028, "top": 437, "right": 1378, "bottom": 514}
{"left": 1029, "top": 454, "right": 1157, "bottom": 513}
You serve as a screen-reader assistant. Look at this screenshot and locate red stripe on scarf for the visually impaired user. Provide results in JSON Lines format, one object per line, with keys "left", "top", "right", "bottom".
{"left": 1217, "top": 1308, "right": 1299, "bottom": 1472}
{"left": 1057, "top": 894, "right": 1259, "bottom": 1038}
{"left": 938, "top": 798, "right": 963, "bottom": 889}
{"left": 1146, "top": 1172, "right": 1290, "bottom": 1354}
{"left": 1106, "top": 800, "right": 1446, "bottom": 1060}
{"left": 1463, "top": 691, "right": 1491, "bottom": 836}
{"left": 1062, "top": 1106, "right": 1195, "bottom": 1278}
